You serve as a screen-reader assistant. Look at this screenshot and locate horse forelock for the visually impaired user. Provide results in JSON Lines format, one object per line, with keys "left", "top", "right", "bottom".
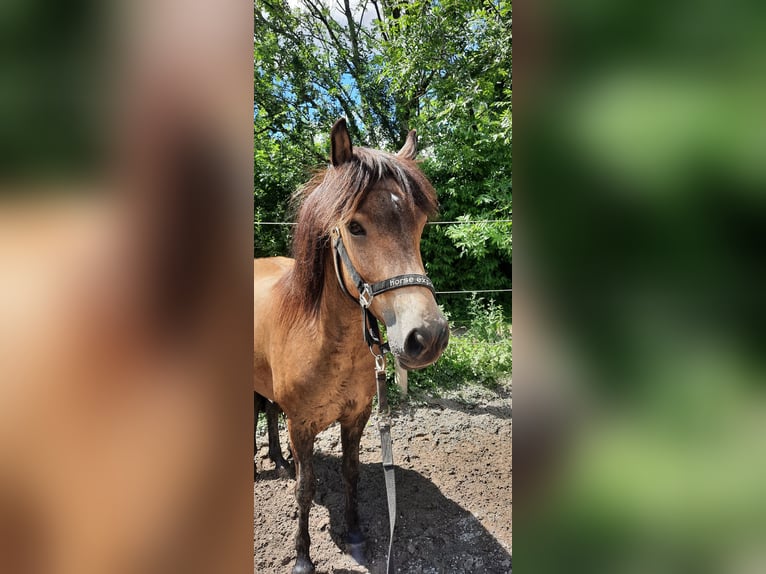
{"left": 276, "top": 146, "right": 438, "bottom": 326}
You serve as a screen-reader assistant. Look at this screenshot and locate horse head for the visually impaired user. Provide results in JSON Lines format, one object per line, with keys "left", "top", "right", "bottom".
{"left": 328, "top": 119, "right": 449, "bottom": 370}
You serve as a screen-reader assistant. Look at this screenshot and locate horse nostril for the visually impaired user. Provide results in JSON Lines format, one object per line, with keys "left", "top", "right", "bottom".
{"left": 404, "top": 328, "right": 428, "bottom": 358}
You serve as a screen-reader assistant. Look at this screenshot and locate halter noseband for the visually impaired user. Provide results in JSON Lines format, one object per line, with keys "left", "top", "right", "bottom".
{"left": 330, "top": 226, "right": 435, "bottom": 355}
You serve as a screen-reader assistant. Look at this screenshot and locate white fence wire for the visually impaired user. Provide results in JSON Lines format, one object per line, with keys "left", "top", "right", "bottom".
{"left": 255, "top": 219, "right": 511, "bottom": 226}
{"left": 255, "top": 219, "right": 511, "bottom": 295}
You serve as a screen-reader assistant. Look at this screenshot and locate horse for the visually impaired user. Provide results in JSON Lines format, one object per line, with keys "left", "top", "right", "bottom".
{"left": 253, "top": 118, "right": 449, "bottom": 574}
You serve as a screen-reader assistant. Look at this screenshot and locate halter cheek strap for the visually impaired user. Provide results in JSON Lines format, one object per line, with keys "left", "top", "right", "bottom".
{"left": 331, "top": 226, "right": 435, "bottom": 303}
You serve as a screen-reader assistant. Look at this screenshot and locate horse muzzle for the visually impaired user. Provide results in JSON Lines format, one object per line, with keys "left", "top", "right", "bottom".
{"left": 397, "top": 318, "right": 449, "bottom": 370}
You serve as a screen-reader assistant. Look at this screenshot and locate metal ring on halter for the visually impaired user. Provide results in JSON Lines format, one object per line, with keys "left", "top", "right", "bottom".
{"left": 374, "top": 354, "right": 386, "bottom": 373}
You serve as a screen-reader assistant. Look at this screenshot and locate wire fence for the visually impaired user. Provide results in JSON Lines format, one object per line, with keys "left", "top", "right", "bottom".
{"left": 255, "top": 219, "right": 511, "bottom": 298}
{"left": 436, "top": 289, "right": 511, "bottom": 295}
{"left": 450, "top": 338, "right": 512, "bottom": 344}
{"left": 255, "top": 219, "right": 511, "bottom": 226}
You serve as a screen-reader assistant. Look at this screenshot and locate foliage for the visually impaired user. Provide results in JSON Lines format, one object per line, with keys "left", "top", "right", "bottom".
{"left": 254, "top": 0, "right": 512, "bottom": 321}
{"left": 253, "top": 125, "right": 316, "bottom": 256}
{"left": 377, "top": 0, "right": 512, "bottom": 317}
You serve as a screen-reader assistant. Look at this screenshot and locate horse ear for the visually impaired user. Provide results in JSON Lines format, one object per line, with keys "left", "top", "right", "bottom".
{"left": 330, "top": 118, "right": 353, "bottom": 166}
{"left": 397, "top": 130, "right": 418, "bottom": 160}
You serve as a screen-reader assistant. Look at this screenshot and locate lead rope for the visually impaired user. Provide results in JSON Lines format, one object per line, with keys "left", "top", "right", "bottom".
{"left": 357, "top": 276, "right": 396, "bottom": 574}
{"left": 364, "top": 302, "right": 396, "bottom": 574}
{"left": 373, "top": 352, "right": 396, "bottom": 574}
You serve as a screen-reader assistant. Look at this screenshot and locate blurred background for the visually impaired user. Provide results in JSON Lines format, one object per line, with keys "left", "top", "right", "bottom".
{"left": 516, "top": 0, "right": 766, "bottom": 572}
{"left": 0, "top": 0, "right": 104, "bottom": 185}
{"left": 0, "top": 1, "right": 253, "bottom": 572}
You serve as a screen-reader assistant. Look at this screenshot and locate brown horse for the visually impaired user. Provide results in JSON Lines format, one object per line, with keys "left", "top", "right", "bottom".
{"left": 253, "top": 119, "right": 449, "bottom": 574}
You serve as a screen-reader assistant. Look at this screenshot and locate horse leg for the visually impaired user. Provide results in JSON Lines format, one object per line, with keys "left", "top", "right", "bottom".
{"left": 254, "top": 392, "right": 265, "bottom": 480}
{"left": 288, "top": 420, "right": 316, "bottom": 574}
{"left": 265, "top": 400, "right": 290, "bottom": 475}
{"left": 340, "top": 403, "right": 372, "bottom": 563}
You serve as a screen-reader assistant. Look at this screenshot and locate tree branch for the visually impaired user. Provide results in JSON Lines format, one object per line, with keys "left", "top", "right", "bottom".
{"left": 343, "top": 0, "right": 363, "bottom": 74}
{"left": 369, "top": 0, "right": 389, "bottom": 41}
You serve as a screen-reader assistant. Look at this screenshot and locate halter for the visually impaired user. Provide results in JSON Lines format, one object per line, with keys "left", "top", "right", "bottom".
{"left": 330, "top": 226, "right": 435, "bottom": 356}
{"left": 330, "top": 225, "right": 435, "bottom": 574}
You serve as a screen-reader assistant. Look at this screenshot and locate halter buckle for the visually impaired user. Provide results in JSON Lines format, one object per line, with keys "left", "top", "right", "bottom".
{"left": 359, "top": 284, "right": 374, "bottom": 308}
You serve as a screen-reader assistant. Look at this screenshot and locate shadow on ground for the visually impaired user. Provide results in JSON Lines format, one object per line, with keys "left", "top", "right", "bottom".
{"left": 311, "top": 452, "right": 512, "bottom": 574}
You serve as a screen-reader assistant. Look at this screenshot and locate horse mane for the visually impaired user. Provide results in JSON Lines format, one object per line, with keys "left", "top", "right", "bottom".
{"left": 276, "top": 146, "right": 438, "bottom": 326}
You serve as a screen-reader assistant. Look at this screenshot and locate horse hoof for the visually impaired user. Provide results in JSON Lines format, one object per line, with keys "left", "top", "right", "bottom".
{"left": 346, "top": 530, "right": 366, "bottom": 565}
{"left": 349, "top": 542, "right": 366, "bottom": 565}
{"left": 347, "top": 529, "right": 365, "bottom": 545}
{"left": 291, "top": 558, "right": 315, "bottom": 574}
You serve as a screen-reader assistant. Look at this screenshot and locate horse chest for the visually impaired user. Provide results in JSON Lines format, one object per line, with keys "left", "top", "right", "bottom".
{"left": 320, "top": 348, "right": 375, "bottom": 415}
{"left": 276, "top": 343, "right": 374, "bottom": 429}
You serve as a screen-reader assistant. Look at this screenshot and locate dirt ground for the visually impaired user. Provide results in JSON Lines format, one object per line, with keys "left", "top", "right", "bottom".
{"left": 253, "top": 381, "right": 512, "bottom": 574}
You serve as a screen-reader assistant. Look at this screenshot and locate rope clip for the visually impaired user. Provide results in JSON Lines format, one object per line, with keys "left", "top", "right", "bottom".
{"left": 374, "top": 353, "right": 386, "bottom": 374}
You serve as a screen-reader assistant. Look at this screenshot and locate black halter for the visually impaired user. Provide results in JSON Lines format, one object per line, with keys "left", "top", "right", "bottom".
{"left": 330, "top": 226, "right": 435, "bottom": 355}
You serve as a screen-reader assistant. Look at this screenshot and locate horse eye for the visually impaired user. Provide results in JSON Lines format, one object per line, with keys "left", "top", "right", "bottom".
{"left": 348, "top": 221, "right": 366, "bottom": 236}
